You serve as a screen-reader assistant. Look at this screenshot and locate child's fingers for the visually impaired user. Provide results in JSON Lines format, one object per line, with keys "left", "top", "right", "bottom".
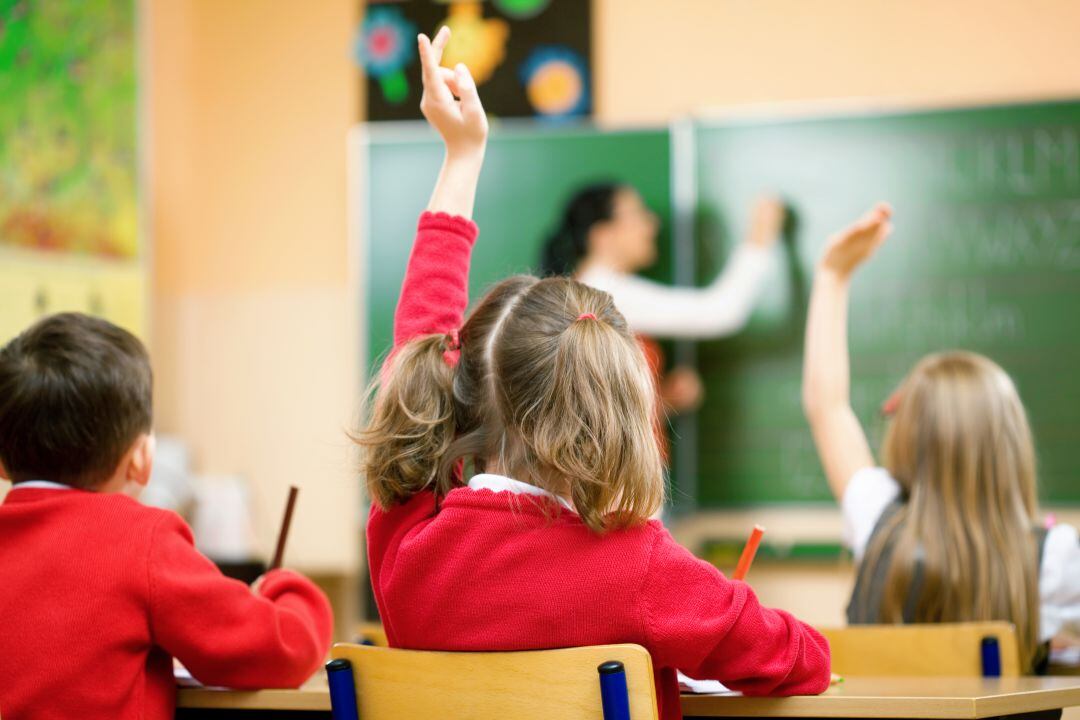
{"left": 440, "top": 67, "right": 462, "bottom": 96}
{"left": 454, "top": 63, "right": 486, "bottom": 125}
{"left": 431, "top": 25, "right": 450, "bottom": 63}
{"left": 418, "top": 34, "right": 437, "bottom": 82}
{"left": 852, "top": 203, "right": 891, "bottom": 235}
{"left": 418, "top": 33, "right": 452, "bottom": 102}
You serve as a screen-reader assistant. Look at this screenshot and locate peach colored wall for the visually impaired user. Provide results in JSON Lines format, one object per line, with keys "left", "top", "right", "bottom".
{"left": 594, "top": 0, "right": 1080, "bottom": 124}
{"left": 144, "top": 0, "right": 1080, "bottom": 579}
{"left": 146, "top": 0, "right": 360, "bottom": 573}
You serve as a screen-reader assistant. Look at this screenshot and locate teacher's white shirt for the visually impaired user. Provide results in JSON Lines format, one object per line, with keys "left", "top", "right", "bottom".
{"left": 577, "top": 245, "right": 774, "bottom": 339}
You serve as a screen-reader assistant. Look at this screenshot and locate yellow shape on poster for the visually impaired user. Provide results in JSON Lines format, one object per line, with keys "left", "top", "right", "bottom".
{"left": 439, "top": 2, "right": 509, "bottom": 86}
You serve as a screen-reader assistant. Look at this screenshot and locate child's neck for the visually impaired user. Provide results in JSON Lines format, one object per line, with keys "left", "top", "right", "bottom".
{"left": 484, "top": 461, "right": 572, "bottom": 504}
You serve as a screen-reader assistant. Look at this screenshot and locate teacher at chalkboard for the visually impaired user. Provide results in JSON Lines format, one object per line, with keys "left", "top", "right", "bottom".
{"left": 540, "top": 184, "right": 784, "bottom": 414}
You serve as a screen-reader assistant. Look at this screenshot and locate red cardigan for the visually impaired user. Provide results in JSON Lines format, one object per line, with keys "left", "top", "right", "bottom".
{"left": 0, "top": 487, "right": 333, "bottom": 720}
{"left": 367, "top": 212, "right": 830, "bottom": 720}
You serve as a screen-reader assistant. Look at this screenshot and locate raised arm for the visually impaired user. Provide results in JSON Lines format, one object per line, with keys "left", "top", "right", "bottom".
{"left": 420, "top": 28, "right": 487, "bottom": 219}
{"left": 801, "top": 203, "right": 892, "bottom": 500}
{"left": 392, "top": 27, "right": 488, "bottom": 349}
{"left": 586, "top": 197, "right": 783, "bottom": 339}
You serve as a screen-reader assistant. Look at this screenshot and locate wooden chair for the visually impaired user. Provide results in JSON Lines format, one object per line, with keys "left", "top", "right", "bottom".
{"left": 819, "top": 622, "right": 1021, "bottom": 677}
{"left": 329, "top": 642, "right": 659, "bottom": 719}
{"left": 355, "top": 622, "right": 388, "bottom": 647}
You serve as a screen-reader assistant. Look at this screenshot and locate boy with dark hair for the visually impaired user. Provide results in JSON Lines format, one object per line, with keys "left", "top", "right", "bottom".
{"left": 0, "top": 313, "right": 333, "bottom": 720}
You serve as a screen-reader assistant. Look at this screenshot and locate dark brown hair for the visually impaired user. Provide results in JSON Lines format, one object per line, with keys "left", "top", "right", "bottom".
{"left": 356, "top": 276, "right": 664, "bottom": 532}
{"left": 0, "top": 313, "right": 153, "bottom": 488}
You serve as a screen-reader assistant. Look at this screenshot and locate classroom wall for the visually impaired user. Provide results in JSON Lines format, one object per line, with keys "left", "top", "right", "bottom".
{"left": 143, "top": 0, "right": 1080, "bottom": 621}
{"left": 594, "top": 0, "right": 1080, "bottom": 124}
{"left": 590, "top": 0, "right": 1080, "bottom": 627}
{"left": 145, "top": 0, "right": 361, "bottom": 575}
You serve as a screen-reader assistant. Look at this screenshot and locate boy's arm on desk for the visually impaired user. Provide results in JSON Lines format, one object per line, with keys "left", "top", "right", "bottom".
{"left": 149, "top": 514, "right": 333, "bottom": 689}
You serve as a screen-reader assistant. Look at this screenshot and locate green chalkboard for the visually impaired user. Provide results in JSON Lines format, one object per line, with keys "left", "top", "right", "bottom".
{"left": 362, "top": 122, "right": 672, "bottom": 373}
{"left": 692, "top": 101, "right": 1080, "bottom": 506}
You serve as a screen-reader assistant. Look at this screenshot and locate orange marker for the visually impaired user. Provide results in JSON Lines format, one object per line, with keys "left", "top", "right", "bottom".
{"left": 732, "top": 524, "right": 765, "bottom": 581}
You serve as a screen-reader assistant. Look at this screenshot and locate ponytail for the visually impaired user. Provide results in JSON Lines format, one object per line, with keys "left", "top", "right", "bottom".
{"left": 539, "top": 183, "right": 621, "bottom": 277}
{"left": 356, "top": 334, "right": 458, "bottom": 509}
{"left": 491, "top": 278, "right": 665, "bottom": 532}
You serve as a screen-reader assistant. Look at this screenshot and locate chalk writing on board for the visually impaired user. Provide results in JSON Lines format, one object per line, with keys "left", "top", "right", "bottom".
{"left": 932, "top": 127, "right": 1080, "bottom": 195}
{"left": 779, "top": 430, "right": 821, "bottom": 497}
{"left": 929, "top": 200, "right": 1080, "bottom": 270}
{"left": 853, "top": 282, "right": 1023, "bottom": 347}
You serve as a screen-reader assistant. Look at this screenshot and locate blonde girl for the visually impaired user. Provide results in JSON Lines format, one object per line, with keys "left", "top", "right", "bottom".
{"left": 357, "top": 28, "right": 830, "bottom": 720}
{"left": 802, "top": 205, "right": 1080, "bottom": 672}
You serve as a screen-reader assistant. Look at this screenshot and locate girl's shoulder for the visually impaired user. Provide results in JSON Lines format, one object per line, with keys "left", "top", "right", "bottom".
{"left": 842, "top": 467, "right": 902, "bottom": 561}
{"left": 1043, "top": 521, "right": 1080, "bottom": 568}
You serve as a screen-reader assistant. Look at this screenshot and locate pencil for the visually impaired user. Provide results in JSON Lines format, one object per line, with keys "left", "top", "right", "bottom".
{"left": 269, "top": 485, "right": 299, "bottom": 571}
{"left": 732, "top": 524, "right": 765, "bottom": 581}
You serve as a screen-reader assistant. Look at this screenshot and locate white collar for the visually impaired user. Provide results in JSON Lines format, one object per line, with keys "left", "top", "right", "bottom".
{"left": 467, "top": 473, "right": 575, "bottom": 512}
{"left": 11, "top": 480, "right": 73, "bottom": 491}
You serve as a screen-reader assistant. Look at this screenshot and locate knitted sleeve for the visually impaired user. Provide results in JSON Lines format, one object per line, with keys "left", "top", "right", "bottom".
{"left": 393, "top": 212, "right": 479, "bottom": 350}
{"left": 147, "top": 513, "right": 333, "bottom": 688}
{"left": 641, "top": 528, "right": 831, "bottom": 695}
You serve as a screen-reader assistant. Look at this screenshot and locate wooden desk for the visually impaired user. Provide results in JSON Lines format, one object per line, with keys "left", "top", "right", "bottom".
{"left": 177, "top": 676, "right": 1080, "bottom": 720}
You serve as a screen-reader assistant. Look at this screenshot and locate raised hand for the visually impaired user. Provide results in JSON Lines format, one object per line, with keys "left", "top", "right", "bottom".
{"left": 662, "top": 366, "right": 705, "bottom": 413}
{"left": 819, "top": 203, "right": 893, "bottom": 278}
{"left": 418, "top": 27, "right": 488, "bottom": 161}
{"left": 747, "top": 195, "right": 787, "bottom": 249}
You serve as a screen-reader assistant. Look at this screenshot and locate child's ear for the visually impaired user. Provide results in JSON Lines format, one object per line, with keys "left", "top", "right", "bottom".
{"left": 126, "top": 433, "right": 156, "bottom": 488}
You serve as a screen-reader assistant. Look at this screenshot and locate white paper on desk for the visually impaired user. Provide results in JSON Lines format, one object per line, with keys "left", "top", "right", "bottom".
{"left": 1051, "top": 646, "right": 1080, "bottom": 665}
{"left": 174, "top": 663, "right": 201, "bottom": 688}
{"left": 677, "top": 671, "right": 739, "bottom": 695}
{"left": 174, "top": 662, "right": 229, "bottom": 690}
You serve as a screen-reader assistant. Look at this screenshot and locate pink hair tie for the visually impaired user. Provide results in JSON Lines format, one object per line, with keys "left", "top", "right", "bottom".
{"left": 881, "top": 389, "right": 902, "bottom": 417}
{"left": 442, "top": 328, "right": 462, "bottom": 366}
{"left": 577, "top": 313, "right": 598, "bottom": 321}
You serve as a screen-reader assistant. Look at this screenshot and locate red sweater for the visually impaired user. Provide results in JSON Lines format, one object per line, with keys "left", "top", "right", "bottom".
{"left": 0, "top": 486, "right": 333, "bottom": 720}
{"left": 367, "top": 213, "right": 831, "bottom": 720}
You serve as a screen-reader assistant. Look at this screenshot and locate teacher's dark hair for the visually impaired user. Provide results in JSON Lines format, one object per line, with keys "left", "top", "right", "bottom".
{"left": 540, "top": 182, "right": 623, "bottom": 276}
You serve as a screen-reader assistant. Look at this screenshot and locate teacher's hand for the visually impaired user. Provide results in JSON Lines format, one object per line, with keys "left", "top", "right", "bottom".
{"left": 747, "top": 196, "right": 786, "bottom": 249}
{"left": 662, "top": 366, "right": 705, "bottom": 413}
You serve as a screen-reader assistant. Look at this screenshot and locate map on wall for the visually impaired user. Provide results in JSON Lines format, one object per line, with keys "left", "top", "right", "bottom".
{"left": 356, "top": 0, "right": 591, "bottom": 122}
{"left": 0, "top": 0, "right": 145, "bottom": 342}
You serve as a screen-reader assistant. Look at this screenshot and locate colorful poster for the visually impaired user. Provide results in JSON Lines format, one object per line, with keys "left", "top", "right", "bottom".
{"left": 356, "top": 0, "right": 591, "bottom": 122}
{"left": 0, "top": 0, "right": 144, "bottom": 341}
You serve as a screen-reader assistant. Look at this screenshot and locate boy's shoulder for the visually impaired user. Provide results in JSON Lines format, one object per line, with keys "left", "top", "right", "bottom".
{"left": 11, "top": 488, "right": 191, "bottom": 540}
{"left": 95, "top": 494, "right": 192, "bottom": 539}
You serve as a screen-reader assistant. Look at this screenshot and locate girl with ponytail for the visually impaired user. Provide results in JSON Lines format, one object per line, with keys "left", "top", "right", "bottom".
{"left": 356, "top": 28, "right": 830, "bottom": 720}
{"left": 540, "top": 183, "right": 786, "bottom": 417}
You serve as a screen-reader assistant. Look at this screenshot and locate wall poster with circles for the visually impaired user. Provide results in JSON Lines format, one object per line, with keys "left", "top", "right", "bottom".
{"left": 356, "top": 0, "right": 592, "bottom": 122}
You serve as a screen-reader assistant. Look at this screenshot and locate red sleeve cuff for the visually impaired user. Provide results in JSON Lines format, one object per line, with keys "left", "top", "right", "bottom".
{"left": 417, "top": 211, "right": 479, "bottom": 244}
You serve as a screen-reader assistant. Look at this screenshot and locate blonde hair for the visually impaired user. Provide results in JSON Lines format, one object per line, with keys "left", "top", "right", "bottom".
{"left": 356, "top": 276, "right": 665, "bottom": 532}
{"left": 862, "top": 351, "right": 1041, "bottom": 669}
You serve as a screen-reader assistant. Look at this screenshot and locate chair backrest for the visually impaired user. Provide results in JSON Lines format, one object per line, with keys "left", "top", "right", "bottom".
{"left": 355, "top": 622, "right": 389, "bottom": 647}
{"left": 819, "top": 622, "right": 1021, "bottom": 677}
{"left": 330, "top": 643, "right": 659, "bottom": 720}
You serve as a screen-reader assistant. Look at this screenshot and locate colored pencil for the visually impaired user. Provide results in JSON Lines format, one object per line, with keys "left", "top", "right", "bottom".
{"left": 732, "top": 524, "right": 765, "bottom": 581}
{"left": 269, "top": 485, "right": 299, "bottom": 570}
